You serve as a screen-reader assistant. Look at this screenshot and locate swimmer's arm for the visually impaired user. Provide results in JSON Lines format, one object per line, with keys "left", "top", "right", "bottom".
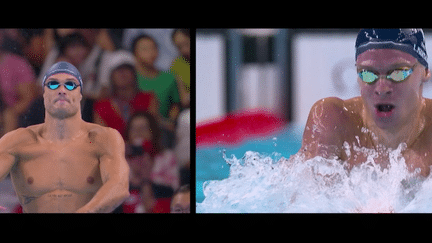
{"left": 0, "top": 129, "right": 22, "bottom": 181}
{"left": 300, "top": 98, "right": 346, "bottom": 160}
{"left": 75, "top": 128, "right": 130, "bottom": 213}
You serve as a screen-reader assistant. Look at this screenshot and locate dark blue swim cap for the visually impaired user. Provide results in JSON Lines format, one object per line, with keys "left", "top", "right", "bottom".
{"left": 42, "top": 61, "right": 83, "bottom": 93}
{"left": 355, "top": 29, "right": 428, "bottom": 69}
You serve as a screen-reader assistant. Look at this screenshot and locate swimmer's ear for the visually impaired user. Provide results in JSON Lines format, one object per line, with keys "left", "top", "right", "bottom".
{"left": 424, "top": 68, "right": 431, "bottom": 82}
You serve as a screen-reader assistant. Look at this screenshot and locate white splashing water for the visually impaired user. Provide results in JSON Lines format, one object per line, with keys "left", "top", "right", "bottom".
{"left": 196, "top": 143, "right": 432, "bottom": 213}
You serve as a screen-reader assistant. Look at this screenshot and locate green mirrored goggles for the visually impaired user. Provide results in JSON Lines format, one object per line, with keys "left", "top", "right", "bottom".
{"left": 358, "top": 64, "right": 417, "bottom": 84}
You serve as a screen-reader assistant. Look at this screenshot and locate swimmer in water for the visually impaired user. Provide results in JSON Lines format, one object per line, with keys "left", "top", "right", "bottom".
{"left": 301, "top": 29, "right": 432, "bottom": 177}
{"left": 0, "top": 61, "right": 130, "bottom": 213}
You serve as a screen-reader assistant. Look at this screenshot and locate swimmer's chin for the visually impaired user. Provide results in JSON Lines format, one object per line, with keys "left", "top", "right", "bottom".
{"left": 47, "top": 109, "right": 78, "bottom": 120}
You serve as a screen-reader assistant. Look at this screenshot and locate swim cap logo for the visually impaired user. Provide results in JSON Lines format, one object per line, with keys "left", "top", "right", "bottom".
{"left": 414, "top": 44, "right": 427, "bottom": 60}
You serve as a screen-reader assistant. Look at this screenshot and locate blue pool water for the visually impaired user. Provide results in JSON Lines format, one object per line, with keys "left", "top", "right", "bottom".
{"left": 196, "top": 123, "right": 304, "bottom": 203}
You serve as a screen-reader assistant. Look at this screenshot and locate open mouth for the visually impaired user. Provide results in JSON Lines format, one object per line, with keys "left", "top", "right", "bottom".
{"left": 376, "top": 104, "right": 395, "bottom": 112}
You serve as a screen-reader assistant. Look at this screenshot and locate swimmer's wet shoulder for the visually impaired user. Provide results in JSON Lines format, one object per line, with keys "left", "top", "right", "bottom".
{"left": 403, "top": 98, "right": 432, "bottom": 174}
{"left": 301, "top": 97, "right": 361, "bottom": 160}
{"left": 301, "top": 96, "right": 432, "bottom": 177}
{"left": 74, "top": 123, "right": 130, "bottom": 213}
{"left": 0, "top": 127, "right": 37, "bottom": 182}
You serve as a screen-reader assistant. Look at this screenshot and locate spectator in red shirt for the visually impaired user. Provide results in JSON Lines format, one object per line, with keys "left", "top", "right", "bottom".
{"left": 122, "top": 111, "right": 179, "bottom": 213}
{"left": 93, "top": 61, "right": 158, "bottom": 139}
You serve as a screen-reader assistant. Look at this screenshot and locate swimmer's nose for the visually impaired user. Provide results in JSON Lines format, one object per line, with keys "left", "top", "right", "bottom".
{"left": 374, "top": 78, "right": 392, "bottom": 97}
{"left": 57, "top": 84, "right": 68, "bottom": 95}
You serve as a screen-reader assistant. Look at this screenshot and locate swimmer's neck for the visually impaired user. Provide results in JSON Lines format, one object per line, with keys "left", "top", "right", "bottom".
{"left": 42, "top": 112, "right": 85, "bottom": 142}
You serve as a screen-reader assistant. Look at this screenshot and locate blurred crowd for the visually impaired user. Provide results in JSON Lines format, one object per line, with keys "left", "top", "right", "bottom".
{"left": 0, "top": 29, "right": 190, "bottom": 213}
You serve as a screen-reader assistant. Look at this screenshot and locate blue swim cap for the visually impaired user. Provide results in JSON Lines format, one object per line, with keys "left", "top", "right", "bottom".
{"left": 42, "top": 61, "right": 83, "bottom": 92}
{"left": 355, "top": 29, "right": 428, "bottom": 69}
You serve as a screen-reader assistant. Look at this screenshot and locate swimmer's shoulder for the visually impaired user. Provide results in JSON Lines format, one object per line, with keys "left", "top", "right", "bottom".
{"left": 0, "top": 125, "right": 41, "bottom": 151}
{"left": 307, "top": 97, "right": 344, "bottom": 129}
{"left": 343, "top": 97, "right": 364, "bottom": 114}
{"left": 424, "top": 98, "right": 432, "bottom": 115}
{"left": 422, "top": 98, "right": 432, "bottom": 126}
{"left": 84, "top": 122, "right": 124, "bottom": 145}
{"left": 312, "top": 96, "right": 362, "bottom": 114}
{"left": 310, "top": 97, "right": 351, "bottom": 116}
{"left": 303, "top": 97, "right": 351, "bottom": 158}
{"left": 308, "top": 96, "right": 362, "bottom": 128}
{"left": 311, "top": 96, "right": 351, "bottom": 109}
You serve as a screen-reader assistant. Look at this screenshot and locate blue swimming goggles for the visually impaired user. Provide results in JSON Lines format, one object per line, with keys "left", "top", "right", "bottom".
{"left": 45, "top": 80, "right": 81, "bottom": 91}
{"left": 358, "top": 63, "right": 417, "bottom": 84}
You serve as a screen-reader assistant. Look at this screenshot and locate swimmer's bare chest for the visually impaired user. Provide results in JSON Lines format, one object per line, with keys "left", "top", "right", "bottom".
{"left": 9, "top": 130, "right": 104, "bottom": 213}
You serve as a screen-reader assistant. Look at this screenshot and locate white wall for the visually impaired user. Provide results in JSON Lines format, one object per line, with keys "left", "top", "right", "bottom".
{"left": 238, "top": 64, "right": 282, "bottom": 114}
{"left": 196, "top": 35, "right": 226, "bottom": 124}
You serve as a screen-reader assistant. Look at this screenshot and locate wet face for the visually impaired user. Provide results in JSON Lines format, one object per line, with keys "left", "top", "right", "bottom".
{"left": 356, "top": 49, "right": 431, "bottom": 130}
{"left": 43, "top": 73, "right": 82, "bottom": 120}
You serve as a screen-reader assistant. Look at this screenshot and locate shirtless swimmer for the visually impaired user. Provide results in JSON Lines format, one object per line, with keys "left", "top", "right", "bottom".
{"left": 301, "top": 29, "right": 432, "bottom": 177}
{"left": 0, "top": 61, "right": 130, "bottom": 213}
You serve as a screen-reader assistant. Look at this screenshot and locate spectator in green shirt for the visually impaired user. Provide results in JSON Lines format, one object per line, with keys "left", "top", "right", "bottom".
{"left": 132, "top": 34, "right": 180, "bottom": 134}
